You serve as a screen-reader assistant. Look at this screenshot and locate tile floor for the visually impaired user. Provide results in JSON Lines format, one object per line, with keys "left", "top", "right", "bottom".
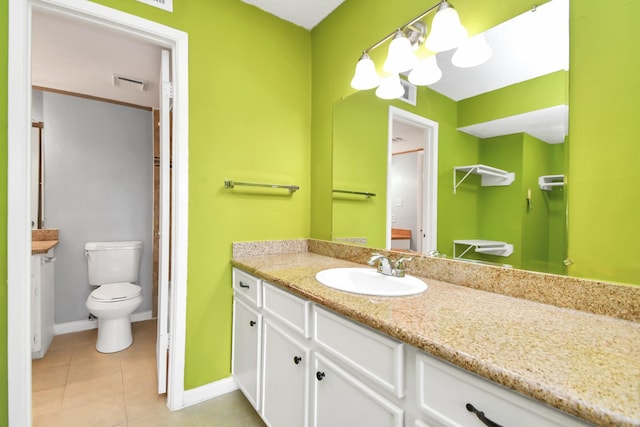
{"left": 32, "top": 319, "right": 266, "bottom": 426}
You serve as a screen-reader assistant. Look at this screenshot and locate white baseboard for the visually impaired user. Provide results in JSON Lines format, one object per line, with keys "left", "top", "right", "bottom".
{"left": 53, "top": 310, "right": 153, "bottom": 335}
{"left": 181, "top": 377, "right": 239, "bottom": 409}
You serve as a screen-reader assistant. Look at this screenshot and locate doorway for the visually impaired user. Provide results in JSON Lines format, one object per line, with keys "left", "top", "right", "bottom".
{"left": 8, "top": 0, "right": 189, "bottom": 424}
{"left": 386, "top": 106, "right": 439, "bottom": 254}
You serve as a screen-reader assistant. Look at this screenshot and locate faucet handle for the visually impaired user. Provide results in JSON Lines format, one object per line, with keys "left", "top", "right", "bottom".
{"left": 394, "top": 257, "right": 412, "bottom": 270}
{"left": 368, "top": 253, "right": 385, "bottom": 265}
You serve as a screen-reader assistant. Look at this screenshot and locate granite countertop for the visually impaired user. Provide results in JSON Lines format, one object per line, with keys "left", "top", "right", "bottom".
{"left": 232, "top": 251, "right": 640, "bottom": 427}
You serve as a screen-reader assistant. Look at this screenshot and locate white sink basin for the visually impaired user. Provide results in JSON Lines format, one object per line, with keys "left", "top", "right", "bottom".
{"left": 315, "top": 268, "right": 427, "bottom": 297}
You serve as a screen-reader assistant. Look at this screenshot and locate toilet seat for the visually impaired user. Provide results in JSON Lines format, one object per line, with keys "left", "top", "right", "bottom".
{"left": 90, "top": 282, "right": 142, "bottom": 302}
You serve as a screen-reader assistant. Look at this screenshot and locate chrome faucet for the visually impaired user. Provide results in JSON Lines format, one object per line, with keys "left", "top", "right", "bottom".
{"left": 368, "top": 253, "right": 412, "bottom": 277}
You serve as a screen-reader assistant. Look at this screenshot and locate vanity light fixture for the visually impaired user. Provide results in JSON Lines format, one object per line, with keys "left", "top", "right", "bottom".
{"left": 350, "top": 0, "right": 491, "bottom": 98}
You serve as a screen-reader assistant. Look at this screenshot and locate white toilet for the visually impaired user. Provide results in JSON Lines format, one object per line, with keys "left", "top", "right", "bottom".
{"left": 85, "top": 241, "right": 143, "bottom": 353}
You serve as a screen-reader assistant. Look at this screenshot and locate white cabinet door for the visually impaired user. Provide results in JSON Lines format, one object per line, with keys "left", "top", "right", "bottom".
{"left": 312, "top": 353, "right": 403, "bottom": 427}
{"left": 262, "top": 319, "right": 310, "bottom": 427}
{"left": 232, "top": 297, "right": 262, "bottom": 410}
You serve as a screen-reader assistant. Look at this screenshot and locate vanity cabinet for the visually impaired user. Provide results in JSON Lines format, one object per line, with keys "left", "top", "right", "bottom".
{"left": 231, "top": 270, "right": 262, "bottom": 409}
{"left": 231, "top": 267, "right": 590, "bottom": 427}
{"left": 31, "top": 249, "right": 55, "bottom": 359}
{"left": 312, "top": 352, "right": 403, "bottom": 427}
{"left": 262, "top": 318, "right": 310, "bottom": 427}
{"left": 261, "top": 282, "right": 311, "bottom": 427}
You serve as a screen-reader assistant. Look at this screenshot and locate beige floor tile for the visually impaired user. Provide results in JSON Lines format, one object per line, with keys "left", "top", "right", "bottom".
{"left": 32, "top": 362, "right": 69, "bottom": 391}
{"left": 33, "top": 321, "right": 266, "bottom": 426}
{"left": 33, "top": 398, "right": 127, "bottom": 427}
{"left": 67, "top": 349, "right": 123, "bottom": 384}
{"left": 124, "top": 389, "right": 171, "bottom": 422}
{"left": 32, "top": 385, "right": 65, "bottom": 417}
{"left": 48, "top": 328, "right": 97, "bottom": 351}
{"left": 62, "top": 372, "right": 124, "bottom": 410}
{"left": 31, "top": 346, "right": 73, "bottom": 370}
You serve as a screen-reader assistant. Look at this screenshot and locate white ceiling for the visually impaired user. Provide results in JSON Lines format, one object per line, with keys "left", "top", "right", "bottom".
{"left": 429, "top": 0, "right": 569, "bottom": 101}
{"left": 32, "top": 9, "right": 162, "bottom": 108}
{"left": 240, "top": 0, "right": 346, "bottom": 30}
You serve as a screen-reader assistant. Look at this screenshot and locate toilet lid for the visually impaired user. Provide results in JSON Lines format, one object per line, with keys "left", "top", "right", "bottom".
{"left": 91, "top": 282, "right": 142, "bottom": 302}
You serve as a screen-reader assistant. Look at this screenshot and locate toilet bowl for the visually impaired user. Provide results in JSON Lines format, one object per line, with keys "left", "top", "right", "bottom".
{"left": 86, "top": 282, "right": 142, "bottom": 353}
{"left": 85, "top": 241, "right": 144, "bottom": 353}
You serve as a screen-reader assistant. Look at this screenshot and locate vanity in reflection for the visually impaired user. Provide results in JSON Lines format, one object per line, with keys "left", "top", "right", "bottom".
{"left": 332, "top": 0, "right": 568, "bottom": 275}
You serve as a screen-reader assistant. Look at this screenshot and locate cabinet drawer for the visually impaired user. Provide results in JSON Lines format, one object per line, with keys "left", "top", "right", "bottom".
{"left": 263, "top": 282, "right": 311, "bottom": 338}
{"left": 233, "top": 268, "right": 262, "bottom": 307}
{"left": 416, "top": 353, "right": 588, "bottom": 427}
{"left": 313, "top": 306, "right": 404, "bottom": 398}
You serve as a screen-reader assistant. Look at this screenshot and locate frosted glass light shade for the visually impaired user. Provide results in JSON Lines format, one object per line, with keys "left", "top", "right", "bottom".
{"left": 375, "top": 74, "right": 405, "bottom": 99}
{"left": 452, "top": 33, "right": 492, "bottom": 68}
{"left": 408, "top": 56, "right": 442, "bottom": 86}
{"left": 425, "top": 3, "right": 468, "bottom": 52}
{"left": 350, "top": 54, "right": 381, "bottom": 90}
{"left": 383, "top": 31, "right": 418, "bottom": 73}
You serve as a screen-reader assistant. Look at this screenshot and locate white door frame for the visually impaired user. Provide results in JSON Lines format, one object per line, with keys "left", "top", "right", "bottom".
{"left": 386, "top": 106, "right": 438, "bottom": 253}
{"left": 7, "top": 0, "right": 189, "bottom": 424}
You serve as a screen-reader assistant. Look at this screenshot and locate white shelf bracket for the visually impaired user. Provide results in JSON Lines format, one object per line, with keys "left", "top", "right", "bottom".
{"left": 453, "top": 164, "right": 515, "bottom": 194}
{"left": 453, "top": 240, "right": 514, "bottom": 258}
{"left": 538, "top": 174, "right": 564, "bottom": 191}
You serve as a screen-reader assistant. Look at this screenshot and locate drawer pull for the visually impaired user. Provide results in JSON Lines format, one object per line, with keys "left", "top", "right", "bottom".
{"left": 293, "top": 356, "right": 302, "bottom": 365}
{"left": 316, "top": 371, "right": 325, "bottom": 381}
{"left": 249, "top": 320, "right": 256, "bottom": 327}
{"left": 239, "top": 281, "right": 250, "bottom": 289}
{"left": 466, "top": 403, "right": 503, "bottom": 427}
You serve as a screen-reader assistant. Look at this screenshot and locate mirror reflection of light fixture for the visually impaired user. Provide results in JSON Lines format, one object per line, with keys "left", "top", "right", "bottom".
{"left": 349, "top": 0, "right": 489, "bottom": 99}
{"left": 452, "top": 33, "right": 492, "bottom": 68}
{"left": 375, "top": 73, "right": 405, "bottom": 99}
{"left": 408, "top": 56, "right": 443, "bottom": 86}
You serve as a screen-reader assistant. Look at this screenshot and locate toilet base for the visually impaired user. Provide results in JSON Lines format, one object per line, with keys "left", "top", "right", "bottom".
{"left": 96, "top": 316, "right": 133, "bottom": 353}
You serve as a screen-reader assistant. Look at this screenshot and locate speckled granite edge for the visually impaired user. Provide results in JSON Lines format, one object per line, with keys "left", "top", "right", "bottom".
{"left": 308, "top": 239, "right": 640, "bottom": 322}
{"left": 232, "top": 239, "right": 308, "bottom": 258}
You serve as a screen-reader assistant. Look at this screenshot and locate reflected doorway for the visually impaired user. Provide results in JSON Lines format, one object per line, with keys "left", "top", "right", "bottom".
{"left": 386, "top": 107, "right": 438, "bottom": 254}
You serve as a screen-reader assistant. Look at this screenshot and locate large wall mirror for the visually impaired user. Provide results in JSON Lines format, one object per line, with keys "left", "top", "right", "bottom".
{"left": 332, "top": 0, "right": 569, "bottom": 275}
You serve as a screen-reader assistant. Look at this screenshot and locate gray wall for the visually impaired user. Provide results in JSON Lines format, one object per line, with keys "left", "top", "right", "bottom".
{"left": 41, "top": 91, "right": 153, "bottom": 324}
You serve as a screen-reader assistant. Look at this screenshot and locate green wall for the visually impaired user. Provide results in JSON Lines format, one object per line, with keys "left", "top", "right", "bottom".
{"left": 0, "top": 2, "right": 310, "bottom": 422}
{"left": 458, "top": 71, "right": 568, "bottom": 127}
{"left": 568, "top": 0, "right": 640, "bottom": 284}
{"left": 87, "top": 0, "right": 312, "bottom": 391}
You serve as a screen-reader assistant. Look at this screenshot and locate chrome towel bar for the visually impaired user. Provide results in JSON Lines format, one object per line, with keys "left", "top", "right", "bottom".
{"left": 224, "top": 180, "right": 299, "bottom": 193}
{"left": 332, "top": 189, "right": 376, "bottom": 198}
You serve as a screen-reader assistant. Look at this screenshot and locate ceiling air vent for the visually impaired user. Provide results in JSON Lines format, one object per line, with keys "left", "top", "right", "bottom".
{"left": 112, "top": 74, "right": 149, "bottom": 92}
{"left": 136, "top": 0, "right": 173, "bottom": 12}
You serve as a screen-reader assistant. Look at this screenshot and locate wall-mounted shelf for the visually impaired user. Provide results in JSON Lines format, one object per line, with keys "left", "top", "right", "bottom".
{"left": 453, "top": 164, "right": 515, "bottom": 194}
{"left": 453, "top": 239, "right": 514, "bottom": 259}
{"left": 538, "top": 174, "right": 564, "bottom": 191}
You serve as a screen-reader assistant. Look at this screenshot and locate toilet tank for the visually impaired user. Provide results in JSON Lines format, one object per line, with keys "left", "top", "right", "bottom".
{"left": 85, "top": 241, "right": 143, "bottom": 286}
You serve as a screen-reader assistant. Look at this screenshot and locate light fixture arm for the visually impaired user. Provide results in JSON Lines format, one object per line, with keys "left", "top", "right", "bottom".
{"left": 361, "top": 1, "right": 444, "bottom": 55}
